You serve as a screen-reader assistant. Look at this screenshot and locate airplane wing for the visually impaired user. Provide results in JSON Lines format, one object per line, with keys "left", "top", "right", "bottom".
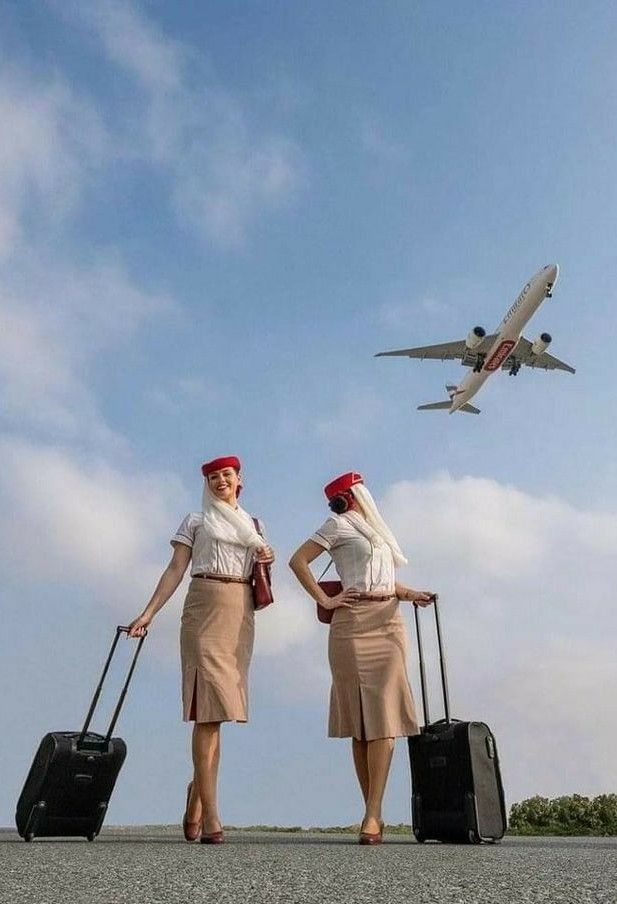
{"left": 376, "top": 334, "right": 498, "bottom": 363}
{"left": 507, "top": 337, "right": 576, "bottom": 374}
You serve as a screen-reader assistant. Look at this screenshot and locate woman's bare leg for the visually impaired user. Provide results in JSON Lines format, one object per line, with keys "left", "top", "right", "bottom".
{"left": 352, "top": 738, "right": 369, "bottom": 805}
{"left": 191, "top": 722, "right": 222, "bottom": 833}
{"left": 362, "top": 737, "right": 395, "bottom": 834}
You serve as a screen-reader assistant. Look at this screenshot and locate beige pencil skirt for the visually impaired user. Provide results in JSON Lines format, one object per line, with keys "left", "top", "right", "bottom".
{"left": 180, "top": 577, "right": 255, "bottom": 723}
{"left": 328, "top": 597, "right": 419, "bottom": 741}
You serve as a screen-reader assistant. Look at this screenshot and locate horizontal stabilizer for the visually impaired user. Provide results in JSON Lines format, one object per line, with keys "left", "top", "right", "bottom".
{"left": 417, "top": 400, "right": 481, "bottom": 414}
{"left": 417, "top": 401, "right": 452, "bottom": 411}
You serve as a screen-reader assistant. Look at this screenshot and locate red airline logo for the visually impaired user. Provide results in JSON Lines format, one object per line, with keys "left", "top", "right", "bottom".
{"left": 484, "top": 339, "right": 516, "bottom": 372}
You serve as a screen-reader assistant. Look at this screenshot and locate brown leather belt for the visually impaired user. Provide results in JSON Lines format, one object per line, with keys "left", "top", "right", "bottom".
{"left": 193, "top": 573, "right": 251, "bottom": 585}
{"left": 354, "top": 594, "right": 395, "bottom": 602}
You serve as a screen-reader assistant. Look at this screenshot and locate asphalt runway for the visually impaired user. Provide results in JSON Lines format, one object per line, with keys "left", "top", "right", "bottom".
{"left": 1, "top": 828, "right": 615, "bottom": 904}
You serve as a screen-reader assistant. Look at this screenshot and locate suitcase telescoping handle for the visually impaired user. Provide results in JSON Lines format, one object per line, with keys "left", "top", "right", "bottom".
{"left": 413, "top": 595, "right": 451, "bottom": 728}
{"left": 78, "top": 626, "right": 146, "bottom": 748}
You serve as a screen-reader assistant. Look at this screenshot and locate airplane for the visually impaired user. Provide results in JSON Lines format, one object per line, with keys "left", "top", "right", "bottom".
{"left": 375, "top": 264, "right": 575, "bottom": 414}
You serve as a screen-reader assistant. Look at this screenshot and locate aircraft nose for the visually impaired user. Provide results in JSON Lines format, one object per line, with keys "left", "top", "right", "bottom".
{"left": 544, "top": 263, "right": 559, "bottom": 283}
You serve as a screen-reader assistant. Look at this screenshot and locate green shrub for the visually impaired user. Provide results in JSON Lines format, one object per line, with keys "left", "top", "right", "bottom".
{"left": 509, "top": 794, "right": 617, "bottom": 835}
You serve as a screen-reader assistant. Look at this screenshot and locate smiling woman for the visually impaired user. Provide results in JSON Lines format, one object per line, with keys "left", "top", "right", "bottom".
{"left": 127, "top": 455, "right": 274, "bottom": 844}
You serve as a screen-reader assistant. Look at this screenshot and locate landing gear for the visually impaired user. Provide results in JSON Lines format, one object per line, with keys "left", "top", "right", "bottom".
{"left": 473, "top": 354, "right": 485, "bottom": 374}
{"left": 508, "top": 359, "right": 521, "bottom": 376}
{"left": 545, "top": 282, "right": 553, "bottom": 298}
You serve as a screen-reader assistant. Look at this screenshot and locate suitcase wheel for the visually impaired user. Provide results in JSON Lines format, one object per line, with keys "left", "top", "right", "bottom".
{"left": 414, "top": 830, "right": 426, "bottom": 844}
{"left": 87, "top": 833, "right": 96, "bottom": 842}
{"left": 468, "top": 829, "right": 481, "bottom": 845}
{"left": 24, "top": 833, "right": 34, "bottom": 843}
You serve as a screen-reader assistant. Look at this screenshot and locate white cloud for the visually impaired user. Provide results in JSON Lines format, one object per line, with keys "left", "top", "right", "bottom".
{"left": 0, "top": 67, "right": 106, "bottom": 259}
{"left": 176, "top": 132, "right": 303, "bottom": 247}
{"left": 379, "top": 473, "right": 617, "bottom": 797}
{"left": 0, "top": 437, "right": 174, "bottom": 573}
{"left": 0, "top": 436, "right": 185, "bottom": 603}
{"left": 63, "top": 0, "right": 305, "bottom": 246}
{"left": 0, "top": 255, "right": 173, "bottom": 444}
{"left": 382, "top": 473, "right": 617, "bottom": 595}
{"left": 70, "top": 0, "right": 184, "bottom": 94}
{"left": 252, "top": 577, "right": 332, "bottom": 708}
{"left": 495, "top": 639, "right": 617, "bottom": 798}
{"left": 253, "top": 576, "right": 318, "bottom": 657}
{"left": 0, "top": 59, "right": 179, "bottom": 446}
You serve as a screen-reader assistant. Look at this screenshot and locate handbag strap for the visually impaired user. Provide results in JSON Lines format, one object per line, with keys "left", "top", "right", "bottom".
{"left": 317, "top": 557, "right": 334, "bottom": 581}
{"left": 251, "top": 518, "right": 271, "bottom": 582}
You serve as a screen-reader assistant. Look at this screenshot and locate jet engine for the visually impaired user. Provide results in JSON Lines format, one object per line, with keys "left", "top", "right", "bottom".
{"left": 465, "top": 326, "right": 486, "bottom": 350}
{"left": 530, "top": 333, "right": 552, "bottom": 356}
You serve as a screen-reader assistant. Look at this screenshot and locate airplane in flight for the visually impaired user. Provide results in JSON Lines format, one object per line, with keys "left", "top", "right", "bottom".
{"left": 375, "top": 264, "right": 575, "bottom": 414}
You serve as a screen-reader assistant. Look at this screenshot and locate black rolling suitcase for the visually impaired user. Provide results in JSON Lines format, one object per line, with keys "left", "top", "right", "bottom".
{"left": 16, "top": 625, "right": 146, "bottom": 842}
{"left": 408, "top": 599, "right": 507, "bottom": 844}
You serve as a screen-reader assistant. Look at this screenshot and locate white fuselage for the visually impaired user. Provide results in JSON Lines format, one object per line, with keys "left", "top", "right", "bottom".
{"left": 449, "top": 264, "right": 559, "bottom": 412}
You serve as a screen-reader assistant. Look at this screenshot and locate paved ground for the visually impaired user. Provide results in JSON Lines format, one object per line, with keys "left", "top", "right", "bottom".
{"left": 1, "top": 827, "right": 615, "bottom": 904}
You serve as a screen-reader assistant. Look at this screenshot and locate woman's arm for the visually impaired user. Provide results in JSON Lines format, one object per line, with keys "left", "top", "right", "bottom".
{"left": 395, "top": 583, "right": 437, "bottom": 607}
{"left": 289, "top": 540, "right": 358, "bottom": 610}
{"left": 128, "top": 543, "right": 192, "bottom": 636}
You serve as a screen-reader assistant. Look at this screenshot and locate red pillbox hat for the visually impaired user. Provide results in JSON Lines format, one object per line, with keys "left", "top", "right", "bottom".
{"left": 324, "top": 471, "right": 364, "bottom": 499}
{"left": 201, "top": 456, "right": 241, "bottom": 477}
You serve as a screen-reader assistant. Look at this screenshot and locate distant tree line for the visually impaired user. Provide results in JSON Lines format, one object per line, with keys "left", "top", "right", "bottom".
{"left": 509, "top": 794, "right": 617, "bottom": 835}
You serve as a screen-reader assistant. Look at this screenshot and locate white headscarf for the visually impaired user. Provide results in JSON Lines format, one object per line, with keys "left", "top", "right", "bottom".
{"left": 349, "top": 483, "right": 408, "bottom": 567}
{"left": 201, "top": 483, "right": 264, "bottom": 549}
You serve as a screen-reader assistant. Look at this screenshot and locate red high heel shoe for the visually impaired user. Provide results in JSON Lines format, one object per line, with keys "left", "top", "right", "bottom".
{"left": 182, "top": 782, "right": 201, "bottom": 843}
{"left": 359, "top": 818, "right": 384, "bottom": 845}
{"left": 200, "top": 827, "right": 225, "bottom": 845}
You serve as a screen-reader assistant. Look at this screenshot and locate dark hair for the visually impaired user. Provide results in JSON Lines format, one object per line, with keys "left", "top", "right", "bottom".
{"left": 328, "top": 492, "right": 353, "bottom": 514}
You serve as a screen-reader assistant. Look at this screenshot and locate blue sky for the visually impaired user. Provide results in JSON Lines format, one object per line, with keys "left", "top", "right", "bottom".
{"left": 1, "top": 0, "right": 616, "bottom": 828}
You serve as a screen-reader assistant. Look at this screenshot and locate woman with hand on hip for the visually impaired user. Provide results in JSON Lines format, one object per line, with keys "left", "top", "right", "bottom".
{"left": 289, "top": 471, "right": 435, "bottom": 845}
{"left": 128, "top": 456, "right": 274, "bottom": 844}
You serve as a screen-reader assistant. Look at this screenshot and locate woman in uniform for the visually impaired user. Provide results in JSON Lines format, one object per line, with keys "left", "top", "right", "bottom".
{"left": 128, "top": 455, "right": 274, "bottom": 844}
{"left": 289, "top": 471, "right": 435, "bottom": 845}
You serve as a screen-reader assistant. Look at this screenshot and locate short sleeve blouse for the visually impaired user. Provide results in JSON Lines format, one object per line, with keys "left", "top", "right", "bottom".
{"left": 171, "top": 512, "right": 265, "bottom": 579}
{"left": 311, "top": 514, "right": 395, "bottom": 593}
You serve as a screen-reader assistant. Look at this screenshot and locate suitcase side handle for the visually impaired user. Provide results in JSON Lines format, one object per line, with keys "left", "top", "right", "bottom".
{"left": 78, "top": 626, "right": 146, "bottom": 748}
{"left": 413, "top": 596, "right": 451, "bottom": 728}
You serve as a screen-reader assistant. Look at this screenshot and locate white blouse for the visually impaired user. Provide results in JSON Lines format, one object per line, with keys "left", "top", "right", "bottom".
{"left": 172, "top": 512, "right": 265, "bottom": 579}
{"left": 311, "top": 513, "right": 396, "bottom": 593}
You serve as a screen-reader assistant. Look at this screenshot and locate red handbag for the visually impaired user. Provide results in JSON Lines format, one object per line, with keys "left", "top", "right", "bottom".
{"left": 253, "top": 562, "right": 274, "bottom": 611}
{"left": 316, "top": 580, "right": 342, "bottom": 624}
{"left": 251, "top": 518, "right": 274, "bottom": 611}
